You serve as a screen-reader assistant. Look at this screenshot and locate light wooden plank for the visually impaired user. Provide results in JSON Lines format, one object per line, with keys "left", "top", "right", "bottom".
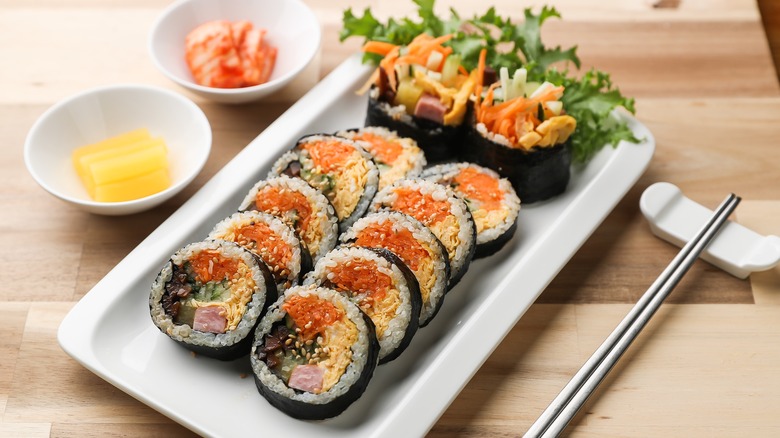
{"left": 51, "top": 423, "right": 194, "bottom": 438}
{"left": 0, "top": 423, "right": 51, "bottom": 438}
{"left": 738, "top": 201, "right": 780, "bottom": 305}
{"left": 4, "top": 303, "right": 170, "bottom": 424}
{"left": 567, "top": 304, "right": 780, "bottom": 434}
{"left": 434, "top": 304, "right": 780, "bottom": 435}
{"left": 0, "top": 304, "right": 30, "bottom": 395}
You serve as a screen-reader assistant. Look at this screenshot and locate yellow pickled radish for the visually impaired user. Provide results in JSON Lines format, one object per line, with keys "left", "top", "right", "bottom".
{"left": 71, "top": 129, "right": 172, "bottom": 202}
{"left": 93, "top": 168, "right": 171, "bottom": 202}
{"left": 87, "top": 141, "right": 167, "bottom": 185}
{"left": 72, "top": 128, "right": 150, "bottom": 162}
{"left": 76, "top": 136, "right": 167, "bottom": 196}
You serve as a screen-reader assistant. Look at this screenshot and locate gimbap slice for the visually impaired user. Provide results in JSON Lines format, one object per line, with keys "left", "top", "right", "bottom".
{"left": 239, "top": 175, "right": 338, "bottom": 264}
{"left": 461, "top": 67, "right": 577, "bottom": 203}
{"left": 337, "top": 126, "right": 426, "bottom": 190}
{"left": 208, "top": 211, "right": 311, "bottom": 291}
{"left": 340, "top": 211, "right": 449, "bottom": 327}
{"left": 268, "top": 134, "right": 379, "bottom": 233}
{"left": 304, "top": 246, "right": 421, "bottom": 364}
{"left": 251, "top": 285, "right": 379, "bottom": 420}
{"left": 149, "top": 239, "right": 276, "bottom": 360}
{"left": 422, "top": 162, "right": 521, "bottom": 258}
{"left": 361, "top": 34, "right": 479, "bottom": 163}
{"left": 370, "top": 178, "right": 476, "bottom": 289}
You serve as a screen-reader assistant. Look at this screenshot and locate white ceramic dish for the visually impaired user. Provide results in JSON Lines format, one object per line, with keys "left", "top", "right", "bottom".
{"left": 149, "top": 0, "right": 321, "bottom": 104}
{"left": 24, "top": 84, "right": 211, "bottom": 216}
{"left": 58, "top": 56, "right": 655, "bottom": 437}
{"left": 640, "top": 182, "right": 780, "bottom": 279}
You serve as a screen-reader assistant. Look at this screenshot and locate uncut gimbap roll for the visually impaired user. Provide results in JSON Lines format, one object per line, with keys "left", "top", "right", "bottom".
{"left": 304, "top": 246, "right": 421, "bottom": 364}
{"left": 150, "top": 239, "right": 276, "bottom": 360}
{"left": 251, "top": 285, "right": 379, "bottom": 420}
{"left": 268, "top": 134, "right": 379, "bottom": 233}
{"left": 360, "top": 34, "right": 479, "bottom": 163}
{"left": 238, "top": 175, "right": 338, "bottom": 264}
{"left": 340, "top": 211, "right": 449, "bottom": 327}
{"left": 336, "top": 127, "right": 426, "bottom": 190}
{"left": 460, "top": 66, "right": 577, "bottom": 203}
{"left": 208, "top": 211, "right": 311, "bottom": 291}
{"left": 422, "top": 162, "right": 521, "bottom": 258}
{"left": 370, "top": 179, "right": 476, "bottom": 289}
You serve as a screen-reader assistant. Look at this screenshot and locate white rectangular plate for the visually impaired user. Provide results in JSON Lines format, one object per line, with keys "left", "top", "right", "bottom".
{"left": 58, "top": 55, "right": 655, "bottom": 437}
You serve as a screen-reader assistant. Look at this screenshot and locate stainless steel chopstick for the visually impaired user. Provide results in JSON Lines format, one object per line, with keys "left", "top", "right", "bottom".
{"left": 524, "top": 192, "right": 741, "bottom": 438}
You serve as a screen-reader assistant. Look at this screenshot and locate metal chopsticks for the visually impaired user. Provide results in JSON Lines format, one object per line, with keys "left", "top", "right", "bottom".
{"left": 524, "top": 192, "right": 742, "bottom": 438}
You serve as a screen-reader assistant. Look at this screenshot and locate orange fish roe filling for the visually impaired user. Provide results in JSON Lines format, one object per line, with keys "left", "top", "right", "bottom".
{"left": 235, "top": 222, "right": 292, "bottom": 278}
{"left": 353, "top": 222, "right": 430, "bottom": 271}
{"left": 254, "top": 186, "right": 313, "bottom": 233}
{"left": 189, "top": 250, "right": 240, "bottom": 283}
{"left": 283, "top": 294, "right": 343, "bottom": 342}
{"left": 353, "top": 132, "right": 403, "bottom": 165}
{"left": 300, "top": 140, "right": 355, "bottom": 173}
{"left": 328, "top": 259, "right": 391, "bottom": 303}
{"left": 391, "top": 187, "right": 450, "bottom": 225}
{"left": 453, "top": 167, "right": 503, "bottom": 210}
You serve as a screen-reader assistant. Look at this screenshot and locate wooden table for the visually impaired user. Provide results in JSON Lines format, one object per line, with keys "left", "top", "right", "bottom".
{"left": 2, "top": 0, "right": 779, "bottom": 436}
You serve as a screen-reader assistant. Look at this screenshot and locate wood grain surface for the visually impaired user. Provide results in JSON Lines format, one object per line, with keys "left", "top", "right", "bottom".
{"left": 2, "top": 0, "right": 779, "bottom": 437}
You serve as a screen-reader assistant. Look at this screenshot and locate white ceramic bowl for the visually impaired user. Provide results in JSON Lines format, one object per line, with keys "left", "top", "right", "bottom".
{"left": 149, "top": 0, "right": 321, "bottom": 104}
{"left": 24, "top": 84, "right": 212, "bottom": 216}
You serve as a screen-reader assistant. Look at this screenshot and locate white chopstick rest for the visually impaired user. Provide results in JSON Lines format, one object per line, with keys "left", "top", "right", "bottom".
{"left": 640, "top": 182, "right": 780, "bottom": 279}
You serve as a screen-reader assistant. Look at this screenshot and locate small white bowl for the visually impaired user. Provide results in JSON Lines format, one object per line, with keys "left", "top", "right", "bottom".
{"left": 24, "top": 84, "right": 212, "bottom": 216}
{"left": 149, "top": 0, "right": 321, "bottom": 104}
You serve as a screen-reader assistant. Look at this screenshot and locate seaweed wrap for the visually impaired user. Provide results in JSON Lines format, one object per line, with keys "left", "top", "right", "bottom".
{"left": 361, "top": 34, "right": 479, "bottom": 163}
{"left": 304, "top": 246, "right": 421, "bottom": 363}
{"left": 208, "top": 211, "right": 311, "bottom": 291}
{"left": 340, "top": 211, "right": 449, "bottom": 327}
{"left": 370, "top": 178, "right": 476, "bottom": 289}
{"left": 336, "top": 126, "right": 426, "bottom": 190}
{"left": 149, "top": 239, "right": 277, "bottom": 360}
{"left": 421, "top": 162, "right": 521, "bottom": 258}
{"left": 268, "top": 134, "right": 379, "bottom": 233}
{"left": 238, "top": 175, "right": 338, "bottom": 264}
{"left": 461, "top": 66, "right": 577, "bottom": 203}
{"left": 251, "top": 285, "right": 379, "bottom": 420}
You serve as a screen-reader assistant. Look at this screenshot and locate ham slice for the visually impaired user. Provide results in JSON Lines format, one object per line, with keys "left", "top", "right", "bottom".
{"left": 414, "top": 94, "right": 447, "bottom": 124}
{"left": 288, "top": 364, "right": 325, "bottom": 393}
{"left": 193, "top": 306, "right": 227, "bottom": 333}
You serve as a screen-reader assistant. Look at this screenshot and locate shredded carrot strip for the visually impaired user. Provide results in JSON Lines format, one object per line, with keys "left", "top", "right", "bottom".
{"left": 362, "top": 41, "right": 397, "bottom": 56}
{"left": 361, "top": 33, "right": 458, "bottom": 93}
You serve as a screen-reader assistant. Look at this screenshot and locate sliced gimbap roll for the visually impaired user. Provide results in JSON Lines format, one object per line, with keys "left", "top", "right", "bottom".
{"left": 304, "top": 246, "right": 421, "bottom": 363}
{"left": 336, "top": 127, "right": 426, "bottom": 190}
{"left": 421, "top": 162, "right": 521, "bottom": 258}
{"left": 461, "top": 66, "right": 577, "bottom": 203}
{"left": 149, "top": 239, "right": 276, "bottom": 360}
{"left": 370, "top": 178, "right": 476, "bottom": 289}
{"left": 361, "top": 34, "right": 479, "bottom": 163}
{"left": 268, "top": 134, "right": 379, "bottom": 233}
{"left": 238, "top": 175, "right": 338, "bottom": 264}
{"left": 208, "top": 211, "right": 311, "bottom": 291}
{"left": 251, "top": 285, "right": 379, "bottom": 420}
{"left": 340, "top": 211, "right": 449, "bottom": 327}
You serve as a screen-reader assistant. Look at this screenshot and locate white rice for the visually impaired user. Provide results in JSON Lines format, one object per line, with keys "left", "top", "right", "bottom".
{"left": 303, "top": 246, "right": 414, "bottom": 362}
{"left": 421, "top": 162, "right": 521, "bottom": 245}
{"left": 250, "top": 285, "right": 374, "bottom": 405}
{"left": 149, "top": 239, "right": 270, "bottom": 349}
{"left": 339, "top": 211, "right": 449, "bottom": 326}
{"left": 369, "top": 178, "right": 476, "bottom": 286}
{"left": 208, "top": 211, "right": 303, "bottom": 292}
